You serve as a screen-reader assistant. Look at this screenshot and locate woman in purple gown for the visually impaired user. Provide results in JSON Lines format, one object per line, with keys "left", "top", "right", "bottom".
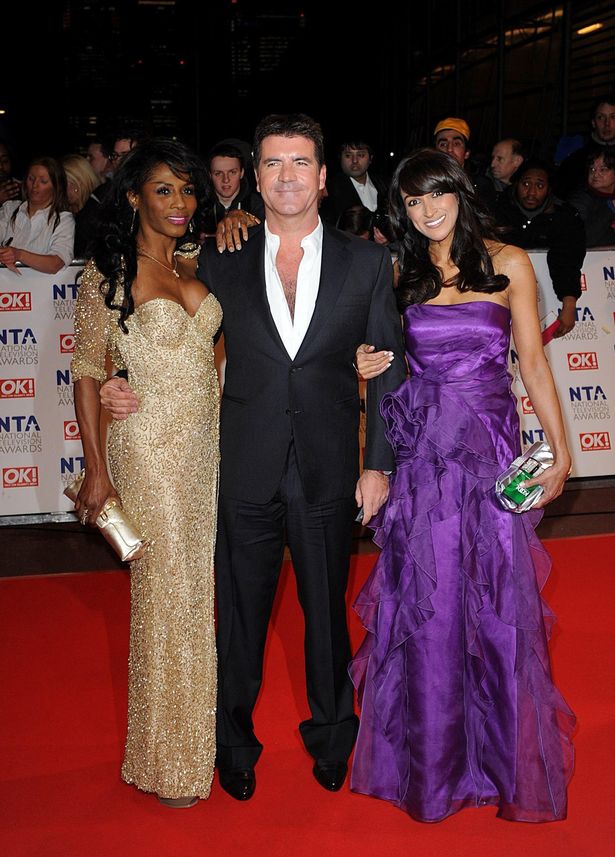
{"left": 351, "top": 149, "right": 575, "bottom": 823}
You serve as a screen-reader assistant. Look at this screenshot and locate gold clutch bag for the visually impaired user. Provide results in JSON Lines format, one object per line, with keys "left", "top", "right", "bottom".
{"left": 64, "top": 470, "right": 149, "bottom": 562}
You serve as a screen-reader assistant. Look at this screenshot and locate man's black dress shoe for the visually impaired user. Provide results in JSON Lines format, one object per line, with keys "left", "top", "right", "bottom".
{"left": 312, "top": 760, "right": 348, "bottom": 792}
{"left": 218, "top": 767, "right": 256, "bottom": 801}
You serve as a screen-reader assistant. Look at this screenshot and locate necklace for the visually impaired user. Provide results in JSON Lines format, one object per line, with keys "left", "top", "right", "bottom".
{"left": 138, "top": 248, "right": 179, "bottom": 277}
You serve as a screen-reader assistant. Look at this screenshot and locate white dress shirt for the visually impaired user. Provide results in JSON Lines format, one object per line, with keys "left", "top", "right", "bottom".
{"left": 0, "top": 201, "right": 75, "bottom": 267}
{"left": 264, "top": 219, "right": 323, "bottom": 360}
{"left": 350, "top": 174, "right": 378, "bottom": 211}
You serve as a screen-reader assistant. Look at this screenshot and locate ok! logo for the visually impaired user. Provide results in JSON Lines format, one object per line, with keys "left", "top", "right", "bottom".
{"left": 0, "top": 292, "right": 32, "bottom": 312}
{"left": 63, "top": 420, "right": 81, "bottom": 440}
{"left": 59, "top": 333, "right": 75, "bottom": 353}
{"left": 567, "top": 352, "right": 598, "bottom": 371}
{"left": 579, "top": 432, "right": 611, "bottom": 452}
{"left": 0, "top": 378, "right": 35, "bottom": 398}
{"left": 2, "top": 466, "right": 39, "bottom": 488}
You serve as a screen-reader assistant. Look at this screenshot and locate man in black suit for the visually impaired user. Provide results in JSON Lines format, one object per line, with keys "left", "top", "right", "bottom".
{"left": 102, "top": 114, "right": 405, "bottom": 801}
{"left": 321, "top": 139, "right": 389, "bottom": 226}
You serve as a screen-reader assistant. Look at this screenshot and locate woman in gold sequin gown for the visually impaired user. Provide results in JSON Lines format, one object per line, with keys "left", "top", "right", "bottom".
{"left": 70, "top": 140, "right": 221, "bottom": 808}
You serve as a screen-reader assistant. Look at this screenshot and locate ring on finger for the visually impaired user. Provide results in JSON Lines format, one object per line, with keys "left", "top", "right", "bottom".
{"left": 80, "top": 509, "right": 89, "bottom": 525}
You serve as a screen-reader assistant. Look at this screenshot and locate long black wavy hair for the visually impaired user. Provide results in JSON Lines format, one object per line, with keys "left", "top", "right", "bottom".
{"left": 389, "top": 148, "right": 509, "bottom": 309}
{"left": 92, "top": 138, "right": 211, "bottom": 332}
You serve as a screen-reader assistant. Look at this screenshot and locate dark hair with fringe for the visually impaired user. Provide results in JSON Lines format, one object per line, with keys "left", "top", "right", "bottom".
{"left": 206, "top": 142, "right": 245, "bottom": 170}
{"left": 252, "top": 113, "right": 324, "bottom": 167}
{"left": 591, "top": 93, "right": 615, "bottom": 119}
{"left": 336, "top": 204, "right": 374, "bottom": 237}
{"left": 339, "top": 139, "right": 373, "bottom": 157}
{"left": 389, "top": 148, "right": 509, "bottom": 308}
{"left": 92, "top": 138, "right": 210, "bottom": 333}
{"left": 11, "top": 156, "right": 69, "bottom": 231}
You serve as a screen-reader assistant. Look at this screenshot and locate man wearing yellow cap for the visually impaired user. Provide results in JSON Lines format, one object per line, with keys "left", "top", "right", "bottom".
{"left": 433, "top": 117, "right": 496, "bottom": 211}
{"left": 434, "top": 117, "right": 472, "bottom": 167}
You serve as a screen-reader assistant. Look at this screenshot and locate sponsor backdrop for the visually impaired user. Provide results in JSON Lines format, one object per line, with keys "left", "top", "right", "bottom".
{"left": 1, "top": 264, "right": 84, "bottom": 515}
{"left": 1, "top": 252, "right": 614, "bottom": 517}
{"left": 510, "top": 249, "right": 615, "bottom": 478}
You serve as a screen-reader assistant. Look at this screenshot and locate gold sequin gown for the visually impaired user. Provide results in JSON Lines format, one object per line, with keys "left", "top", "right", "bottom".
{"left": 71, "top": 260, "right": 221, "bottom": 799}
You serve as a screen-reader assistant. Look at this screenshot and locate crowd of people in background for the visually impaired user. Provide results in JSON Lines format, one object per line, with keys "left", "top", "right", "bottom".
{"left": 1, "top": 92, "right": 614, "bottom": 331}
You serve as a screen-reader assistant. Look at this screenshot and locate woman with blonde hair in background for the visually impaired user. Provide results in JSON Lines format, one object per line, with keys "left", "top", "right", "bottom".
{"left": 62, "top": 153, "right": 104, "bottom": 258}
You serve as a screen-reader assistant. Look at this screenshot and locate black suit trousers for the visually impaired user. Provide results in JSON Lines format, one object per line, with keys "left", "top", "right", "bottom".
{"left": 215, "top": 441, "right": 359, "bottom": 770}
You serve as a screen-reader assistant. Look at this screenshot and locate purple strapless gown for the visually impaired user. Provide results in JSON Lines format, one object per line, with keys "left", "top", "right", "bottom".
{"left": 349, "top": 302, "right": 575, "bottom": 823}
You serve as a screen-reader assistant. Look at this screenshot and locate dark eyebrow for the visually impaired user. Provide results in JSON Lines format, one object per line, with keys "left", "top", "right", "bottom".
{"left": 149, "top": 178, "right": 193, "bottom": 186}
{"left": 262, "top": 155, "right": 314, "bottom": 163}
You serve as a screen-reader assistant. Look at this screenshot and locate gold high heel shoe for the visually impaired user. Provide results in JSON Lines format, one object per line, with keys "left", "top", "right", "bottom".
{"left": 157, "top": 795, "right": 198, "bottom": 809}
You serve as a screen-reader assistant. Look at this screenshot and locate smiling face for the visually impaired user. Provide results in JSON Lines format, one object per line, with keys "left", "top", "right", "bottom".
{"left": 516, "top": 168, "right": 550, "bottom": 210}
{"left": 130, "top": 163, "right": 197, "bottom": 240}
{"left": 25, "top": 165, "right": 54, "bottom": 211}
{"left": 255, "top": 135, "right": 326, "bottom": 225}
{"left": 210, "top": 155, "right": 244, "bottom": 203}
{"left": 401, "top": 188, "right": 459, "bottom": 243}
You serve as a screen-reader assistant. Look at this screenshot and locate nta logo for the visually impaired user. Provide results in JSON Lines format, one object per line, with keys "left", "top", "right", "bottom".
{"left": 0, "top": 328, "right": 37, "bottom": 345}
{"left": 574, "top": 306, "right": 595, "bottom": 322}
{"left": 567, "top": 352, "right": 598, "bottom": 371}
{"left": 2, "top": 466, "right": 39, "bottom": 488}
{"left": 0, "top": 378, "right": 35, "bottom": 398}
{"left": 0, "top": 292, "right": 32, "bottom": 312}
{"left": 579, "top": 432, "right": 611, "bottom": 451}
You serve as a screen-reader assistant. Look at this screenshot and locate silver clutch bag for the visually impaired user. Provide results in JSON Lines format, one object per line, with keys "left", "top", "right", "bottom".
{"left": 495, "top": 441, "right": 554, "bottom": 513}
{"left": 64, "top": 470, "right": 149, "bottom": 562}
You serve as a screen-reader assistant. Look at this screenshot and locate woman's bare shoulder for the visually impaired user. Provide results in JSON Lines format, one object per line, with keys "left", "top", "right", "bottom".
{"left": 486, "top": 240, "right": 533, "bottom": 276}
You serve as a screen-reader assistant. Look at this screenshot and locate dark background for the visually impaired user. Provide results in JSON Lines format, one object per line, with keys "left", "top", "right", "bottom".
{"left": 1, "top": 0, "right": 614, "bottom": 176}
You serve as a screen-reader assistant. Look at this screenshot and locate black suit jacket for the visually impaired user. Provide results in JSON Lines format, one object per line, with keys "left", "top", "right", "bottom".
{"left": 321, "top": 172, "right": 389, "bottom": 226}
{"left": 198, "top": 223, "right": 406, "bottom": 504}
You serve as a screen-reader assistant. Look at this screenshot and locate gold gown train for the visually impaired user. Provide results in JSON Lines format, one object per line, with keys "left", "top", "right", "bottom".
{"left": 71, "top": 261, "right": 222, "bottom": 798}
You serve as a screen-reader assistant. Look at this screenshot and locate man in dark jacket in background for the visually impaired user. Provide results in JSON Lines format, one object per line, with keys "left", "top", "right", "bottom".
{"left": 495, "top": 158, "right": 586, "bottom": 337}
{"left": 321, "top": 138, "right": 388, "bottom": 226}
{"left": 201, "top": 142, "right": 264, "bottom": 236}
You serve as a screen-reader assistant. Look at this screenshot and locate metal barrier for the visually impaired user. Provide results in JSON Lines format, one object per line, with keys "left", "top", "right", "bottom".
{"left": 1, "top": 251, "right": 614, "bottom": 523}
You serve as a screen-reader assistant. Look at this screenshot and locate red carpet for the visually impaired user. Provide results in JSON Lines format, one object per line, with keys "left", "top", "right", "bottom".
{"left": 1, "top": 534, "right": 614, "bottom": 857}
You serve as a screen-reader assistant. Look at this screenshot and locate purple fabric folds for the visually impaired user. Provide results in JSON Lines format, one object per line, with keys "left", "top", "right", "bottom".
{"left": 349, "top": 302, "right": 575, "bottom": 823}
